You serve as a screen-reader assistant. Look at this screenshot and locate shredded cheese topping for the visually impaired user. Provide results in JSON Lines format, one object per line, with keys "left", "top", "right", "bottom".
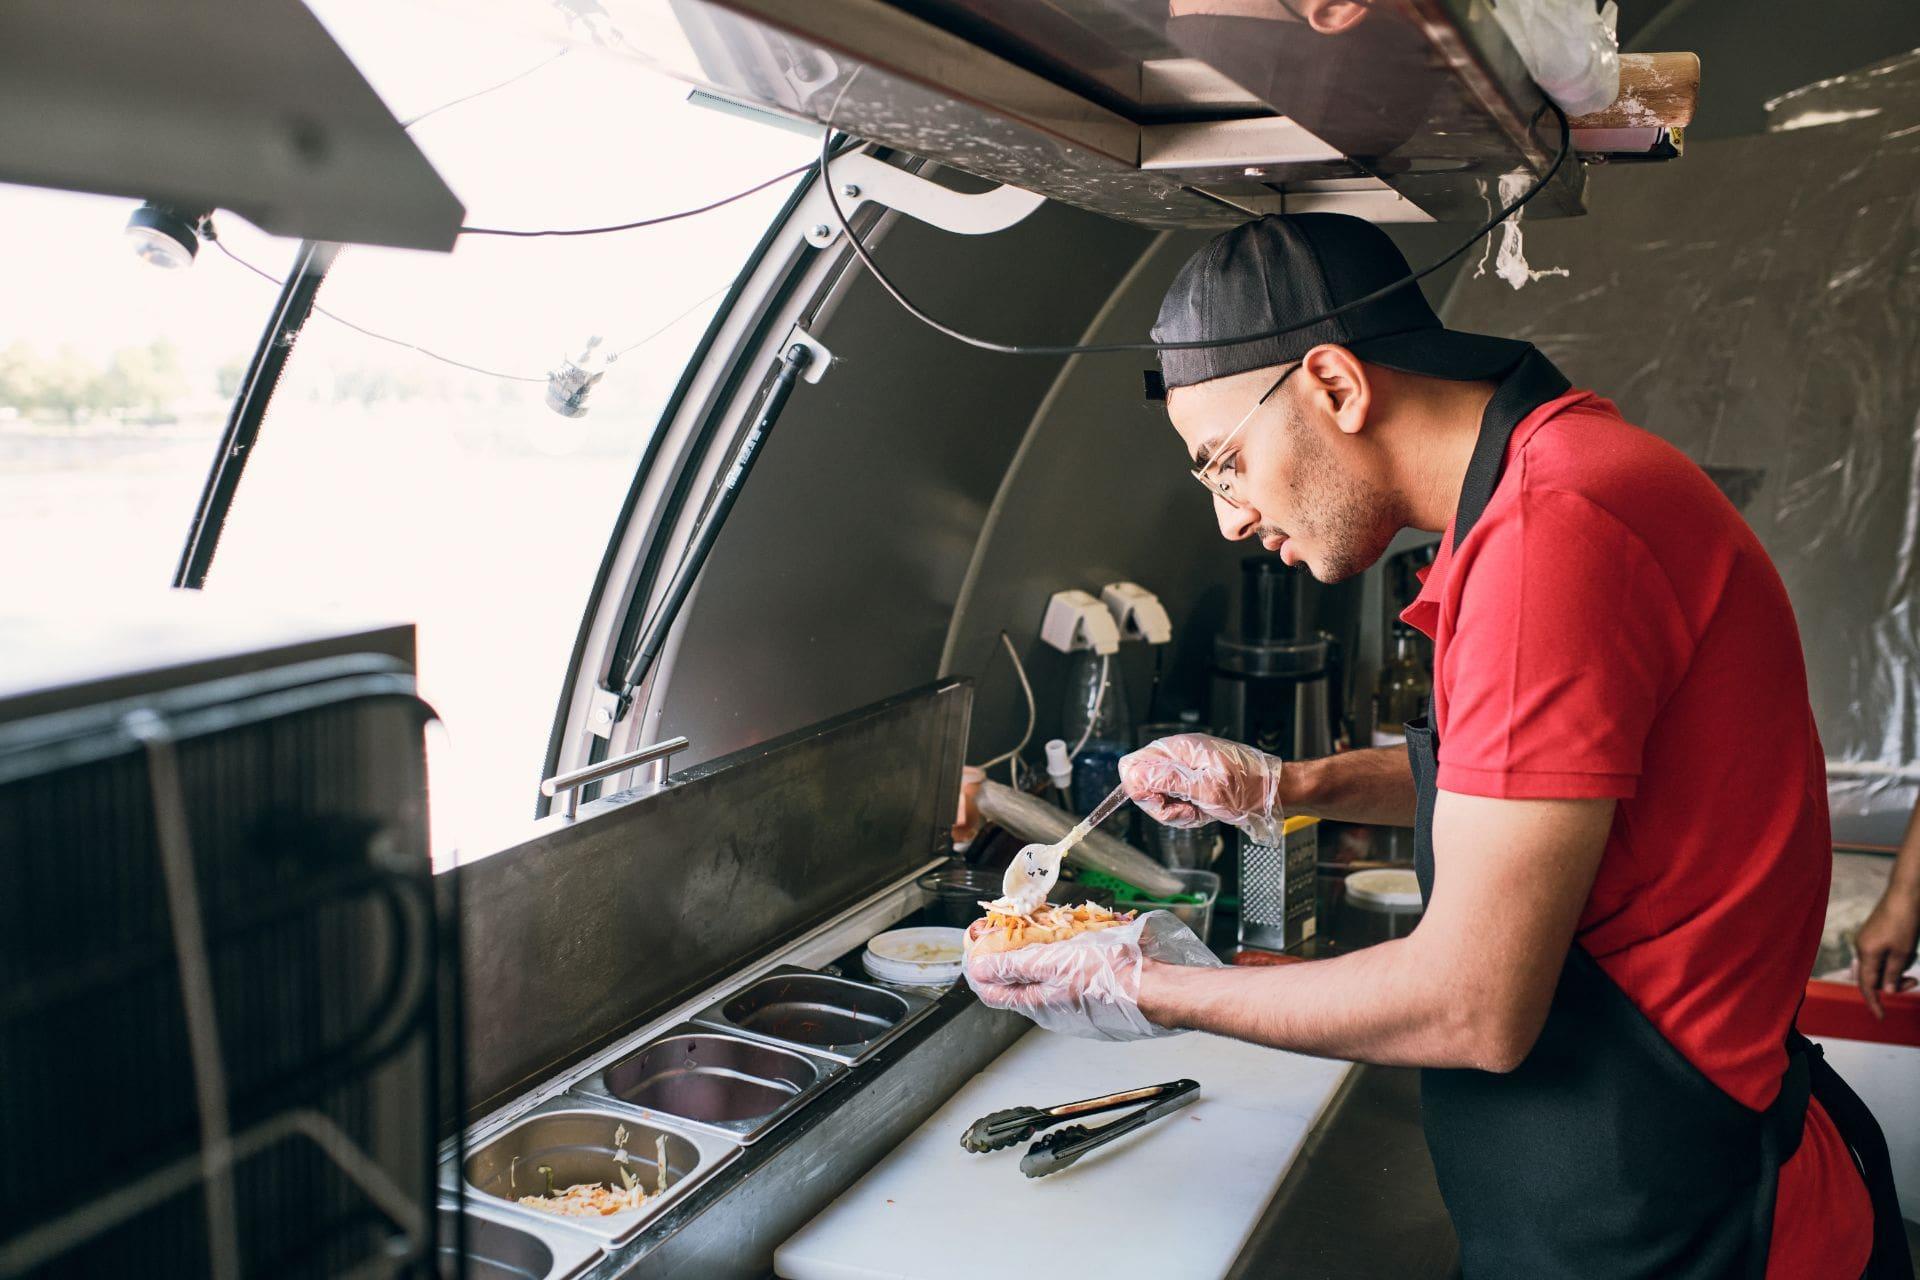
{"left": 973, "top": 899, "right": 1133, "bottom": 947}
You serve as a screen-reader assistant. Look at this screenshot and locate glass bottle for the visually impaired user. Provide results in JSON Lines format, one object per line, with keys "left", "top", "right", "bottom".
{"left": 1373, "top": 624, "right": 1432, "bottom": 743}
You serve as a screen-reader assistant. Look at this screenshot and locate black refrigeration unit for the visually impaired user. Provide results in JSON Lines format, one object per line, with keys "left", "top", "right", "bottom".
{"left": 0, "top": 602, "right": 449, "bottom": 1279}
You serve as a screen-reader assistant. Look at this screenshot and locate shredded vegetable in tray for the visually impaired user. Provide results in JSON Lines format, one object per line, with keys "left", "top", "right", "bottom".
{"left": 511, "top": 1126, "right": 670, "bottom": 1218}
{"left": 518, "top": 1179, "right": 647, "bottom": 1217}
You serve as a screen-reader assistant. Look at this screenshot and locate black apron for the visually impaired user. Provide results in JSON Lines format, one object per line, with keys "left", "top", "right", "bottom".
{"left": 1404, "top": 349, "right": 1911, "bottom": 1280}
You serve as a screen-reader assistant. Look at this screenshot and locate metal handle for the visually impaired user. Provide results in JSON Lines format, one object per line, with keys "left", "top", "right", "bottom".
{"left": 540, "top": 736, "right": 689, "bottom": 820}
{"left": 1046, "top": 1079, "right": 1183, "bottom": 1119}
{"left": 1019, "top": 1079, "right": 1199, "bottom": 1178}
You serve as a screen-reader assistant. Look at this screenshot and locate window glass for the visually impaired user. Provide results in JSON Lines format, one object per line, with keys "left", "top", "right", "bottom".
{"left": 0, "top": 188, "right": 296, "bottom": 601}
{"left": 201, "top": 4, "right": 815, "bottom": 857}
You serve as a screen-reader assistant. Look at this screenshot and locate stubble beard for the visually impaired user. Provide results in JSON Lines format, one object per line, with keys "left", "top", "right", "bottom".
{"left": 1283, "top": 404, "right": 1403, "bottom": 584}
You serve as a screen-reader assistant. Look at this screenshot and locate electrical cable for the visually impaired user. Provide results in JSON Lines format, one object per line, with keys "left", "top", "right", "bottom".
{"left": 400, "top": 48, "right": 570, "bottom": 130}
{"left": 817, "top": 103, "right": 1573, "bottom": 357}
{"left": 458, "top": 139, "right": 864, "bottom": 239}
{"left": 211, "top": 240, "right": 546, "bottom": 383}
{"left": 1066, "top": 653, "right": 1110, "bottom": 760}
{"left": 1146, "top": 644, "right": 1165, "bottom": 724}
{"left": 974, "top": 631, "right": 1036, "bottom": 781}
{"left": 611, "top": 286, "right": 730, "bottom": 359}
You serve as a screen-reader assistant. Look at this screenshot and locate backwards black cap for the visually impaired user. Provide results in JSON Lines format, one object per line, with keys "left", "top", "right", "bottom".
{"left": 1148, "top": 213, "right": 1531, "bottom": 397}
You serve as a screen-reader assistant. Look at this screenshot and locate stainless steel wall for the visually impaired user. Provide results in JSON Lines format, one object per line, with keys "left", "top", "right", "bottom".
{"left": 650, "top": 190, "right": 1242, "bottom": 770}
{"left": 648, "top": 186, "right": 1368, "bottom": 783}
{"left": 936, "top": 228, "right": 1259, "bottom": 760}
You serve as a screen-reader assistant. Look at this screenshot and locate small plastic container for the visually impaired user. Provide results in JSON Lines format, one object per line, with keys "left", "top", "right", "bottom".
{"left": 1338, "top": 868, "right": 1424, "bottom": 947}
{"left": 917, "top": 864, "right": 1001, "bottom": 928}
{"left": 1113, "top": 868, "right": 1220, "bottom": 942}
{"left": 863, "top": 926, "right": 967, "bottom": 987}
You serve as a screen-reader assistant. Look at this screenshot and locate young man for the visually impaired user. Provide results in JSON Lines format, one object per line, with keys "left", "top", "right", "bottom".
{"left": 966, "top": 214, "right": 1908, "bottom": 1278}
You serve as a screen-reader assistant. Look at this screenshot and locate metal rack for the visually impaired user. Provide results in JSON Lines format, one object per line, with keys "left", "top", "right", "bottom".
{"left": 0, "top": 653, "right": 448, "bottom": 1279}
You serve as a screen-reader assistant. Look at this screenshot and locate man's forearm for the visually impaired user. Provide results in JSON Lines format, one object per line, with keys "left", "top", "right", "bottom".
{"left": 1895, "top": 801, "right": 1920, "bottom": 899}
{"left": 1137, "top": 941, "right": 1509, "bottom": 1070}
{"left": 1285, "top": 745, "right": 1417, "bottom": 826}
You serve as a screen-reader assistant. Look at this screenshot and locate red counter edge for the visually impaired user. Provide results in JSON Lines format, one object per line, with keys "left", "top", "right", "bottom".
{"left": 1799, "top": 979, "right": 1920, "bottom": 1046}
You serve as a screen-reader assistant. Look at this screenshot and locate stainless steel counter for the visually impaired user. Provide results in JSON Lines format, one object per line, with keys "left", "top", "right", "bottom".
{"left": 445, "top": 956, "right": 1030, "bottom": 1280}
{"left": 446, "top": 883, "right": 1456, "bottom": 1280}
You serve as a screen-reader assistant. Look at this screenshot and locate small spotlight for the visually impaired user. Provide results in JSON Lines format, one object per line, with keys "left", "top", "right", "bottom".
{"left": 125, "top": 202, "right": 212, "bottom": 270}
{"left": 546, "top": 336, "right": 607, "bottom": 418}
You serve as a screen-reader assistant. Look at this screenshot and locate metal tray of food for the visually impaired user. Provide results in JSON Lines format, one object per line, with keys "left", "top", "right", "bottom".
{"left": 455, "top": 1099, "right": 740, "bottom": 1245}
{"left": 573, "top": 1024, "right": 845, "bottom": 1144}
{"left": 437, "top": 1197, "right": 604, "bottom": 1280}
{"left": 687, "top": 965, "right": 937, "bottom": 1065}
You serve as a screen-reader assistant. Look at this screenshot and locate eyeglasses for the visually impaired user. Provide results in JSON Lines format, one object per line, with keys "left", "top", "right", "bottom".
{"left": 1189, "top": 362, "right": 1300, "bottom": 510}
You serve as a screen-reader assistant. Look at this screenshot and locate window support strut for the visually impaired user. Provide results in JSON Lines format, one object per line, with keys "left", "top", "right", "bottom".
{"left": 173, "top": 239, "right": 338, "bottom": 590}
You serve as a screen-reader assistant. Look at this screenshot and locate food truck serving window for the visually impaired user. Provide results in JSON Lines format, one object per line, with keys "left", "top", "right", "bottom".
{"left": 1, "top": 0, "right": 817, "bottom": 858}
{"left": 0, "top": 187, "right": 299, "bottom": 609}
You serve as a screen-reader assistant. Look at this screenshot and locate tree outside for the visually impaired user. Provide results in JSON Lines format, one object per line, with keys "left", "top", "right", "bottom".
{"left": 0, "top": 338, "right": 190, "bottom": 423}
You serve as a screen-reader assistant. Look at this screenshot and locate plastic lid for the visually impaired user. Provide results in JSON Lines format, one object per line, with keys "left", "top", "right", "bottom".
{"left": 864, "top": 927, "right": 967, "bottom": 986}
{"left": 1343, "top": 868, "right": 1424, "bottom": 913}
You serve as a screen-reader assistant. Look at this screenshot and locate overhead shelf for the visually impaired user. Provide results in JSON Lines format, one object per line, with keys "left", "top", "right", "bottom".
{"left": 615, "top": 0, "right": 1613, "bottom": 226}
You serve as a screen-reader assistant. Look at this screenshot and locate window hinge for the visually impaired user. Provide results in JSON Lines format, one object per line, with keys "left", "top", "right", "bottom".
{"left": 587, "top": 684, "right": 629, "bottom": 740}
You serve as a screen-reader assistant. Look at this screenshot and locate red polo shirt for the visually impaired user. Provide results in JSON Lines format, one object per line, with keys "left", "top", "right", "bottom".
{"left": 1400, "top": 389, "right": 1872, "bottom": 1279}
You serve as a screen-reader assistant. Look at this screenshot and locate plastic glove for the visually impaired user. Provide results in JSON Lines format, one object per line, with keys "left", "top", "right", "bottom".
{"left": 965, "top": 910, "right": 1221, "bottom": 1042}
{"left": 1120, "top": 733, "right": 1285, "bottom": 846}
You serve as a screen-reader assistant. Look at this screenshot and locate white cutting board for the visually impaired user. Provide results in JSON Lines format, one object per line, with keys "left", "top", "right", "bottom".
{"left": 775, "top": 1029, "right": 1353, "bottom": 1280}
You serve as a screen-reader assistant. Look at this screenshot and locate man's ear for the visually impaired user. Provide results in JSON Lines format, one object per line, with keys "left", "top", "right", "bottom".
{"left": 1304, "top": 0, "right": 1370, "bottom": 35}
{"left": 1300, "top": 344, "right": 1372, "bottom": 436}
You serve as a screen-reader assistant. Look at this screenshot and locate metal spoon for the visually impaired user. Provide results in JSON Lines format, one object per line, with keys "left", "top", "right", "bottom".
{"left": 999, "top": 782, "right": 1132, "bottom": 908}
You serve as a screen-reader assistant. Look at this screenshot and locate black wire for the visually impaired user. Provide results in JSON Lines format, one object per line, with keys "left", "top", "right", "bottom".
{"left": 211, "top": 240, "right": 546, "bottom": 383}
{"left": 817, "top": 104, "right": 1573, "bottom": 357}
{"left": 458, "top": 139, "right": 864, "bottom": 239}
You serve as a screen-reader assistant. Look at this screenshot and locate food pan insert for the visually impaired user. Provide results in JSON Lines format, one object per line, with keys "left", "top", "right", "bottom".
{"left": 574, "top": 1025, "right": 844, "bottom": 1143}
{"left": 437, "top": 1200, "right": 603, "bottom": 1280}
{"left": 687, "top": 965, "right": 936, "bottom": 1065}
{"left": 458, "top": 1100, "right": 739, "bottom": 1244}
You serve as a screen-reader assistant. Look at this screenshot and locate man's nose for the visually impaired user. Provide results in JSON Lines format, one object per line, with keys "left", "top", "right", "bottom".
{"left": 1215, "top": 494, "right": 1259, "bottom": 542}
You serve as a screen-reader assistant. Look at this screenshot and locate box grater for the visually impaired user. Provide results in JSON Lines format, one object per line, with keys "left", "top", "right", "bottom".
{"left": 1238, "top": 815, "right": 1320, "bottom": 952}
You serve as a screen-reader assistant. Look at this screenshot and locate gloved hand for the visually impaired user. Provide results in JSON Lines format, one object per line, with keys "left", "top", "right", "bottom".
{"left": 964, "top": 911, "right": 1221, "bottom": 1042}
{"left": 1120, "top": 733, "right": 1285, "bottom": 845}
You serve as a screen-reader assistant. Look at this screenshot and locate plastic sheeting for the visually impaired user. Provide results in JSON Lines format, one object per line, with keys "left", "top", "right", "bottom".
{"left": 1444, "top": 56, "right": 1920, "bottom": 844}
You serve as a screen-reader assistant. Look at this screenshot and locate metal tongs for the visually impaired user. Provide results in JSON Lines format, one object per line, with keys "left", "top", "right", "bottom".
{"left": 960, "top": 1078, "right": 1199, "bottom": 1178}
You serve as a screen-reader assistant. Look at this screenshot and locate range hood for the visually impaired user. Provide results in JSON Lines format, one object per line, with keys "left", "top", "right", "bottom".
{"left": 499, "top": 0, "right": 1693, "bottom": 229}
